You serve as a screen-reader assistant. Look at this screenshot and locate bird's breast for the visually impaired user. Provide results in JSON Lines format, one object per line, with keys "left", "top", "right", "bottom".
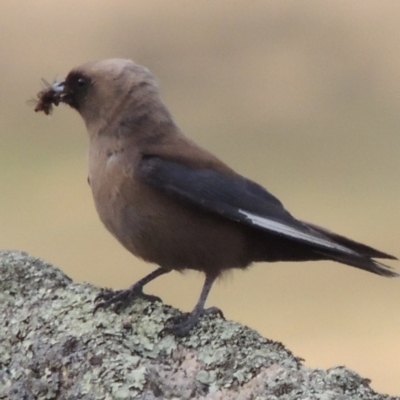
{"left": 88, "top": 142, "right": 140, "bottom": 241}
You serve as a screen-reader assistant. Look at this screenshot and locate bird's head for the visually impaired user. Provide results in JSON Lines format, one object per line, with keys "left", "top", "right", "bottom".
{"left": 37, "top": 59, "right": 167, "bottom": 133}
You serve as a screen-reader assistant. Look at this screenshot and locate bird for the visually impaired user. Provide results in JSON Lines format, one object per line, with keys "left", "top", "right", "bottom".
{"left": 35, "top": 58, "right": 398, "bottom": 336}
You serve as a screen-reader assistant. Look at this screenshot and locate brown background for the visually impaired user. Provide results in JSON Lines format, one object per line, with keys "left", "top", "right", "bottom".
{"left": 1, "top": 1, "right": 400, "bottom": 395}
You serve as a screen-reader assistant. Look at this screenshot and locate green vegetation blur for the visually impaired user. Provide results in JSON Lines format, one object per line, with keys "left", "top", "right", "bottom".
{"left": 1, "top": 1, "right": 400, "bottom": 395}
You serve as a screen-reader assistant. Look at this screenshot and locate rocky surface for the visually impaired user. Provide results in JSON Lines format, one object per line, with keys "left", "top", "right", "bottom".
{"left": 0, "top": 250, "right": 397, "bottom": 400}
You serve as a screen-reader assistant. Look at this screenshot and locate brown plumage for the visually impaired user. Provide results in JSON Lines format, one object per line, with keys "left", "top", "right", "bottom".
{"left": 35, "top": 59, "right": 398, "bottom": 336}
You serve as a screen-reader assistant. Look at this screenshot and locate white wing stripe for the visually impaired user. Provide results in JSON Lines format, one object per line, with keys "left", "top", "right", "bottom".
{"left": 238, "top": 209, "right": 356, "bottom": 255}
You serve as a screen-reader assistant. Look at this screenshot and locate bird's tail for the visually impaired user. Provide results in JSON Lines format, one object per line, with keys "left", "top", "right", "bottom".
{"left": 306, "top": 222, "right": 398, "bottom": 277}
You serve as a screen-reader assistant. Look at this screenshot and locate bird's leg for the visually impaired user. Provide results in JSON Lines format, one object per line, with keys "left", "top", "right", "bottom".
{"left": 93, "top": 267, "right": 170, "bottom": 313}
{"left": 167, "top": 274, "right": 223, "bottom": 336}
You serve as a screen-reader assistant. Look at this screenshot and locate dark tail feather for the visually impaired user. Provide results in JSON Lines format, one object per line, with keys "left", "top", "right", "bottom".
{"left": 305, "top": 222, "right": 397, "bottom": 260}
{"left": 302, "top": 221, "right": 398, "bottom": 277}
{"left": 315, "top": 248, "right": 398, "bottom": 277}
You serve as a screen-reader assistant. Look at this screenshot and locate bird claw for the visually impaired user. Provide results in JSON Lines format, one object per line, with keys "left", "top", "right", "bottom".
{"left": 203, "top": 306, "right": 225, "bottom": 319}
{"left": 163, "top": 306, "right": 224, "bottom": 337}
{"left": 93, "top": 286, "right": 161, "bottom": 314}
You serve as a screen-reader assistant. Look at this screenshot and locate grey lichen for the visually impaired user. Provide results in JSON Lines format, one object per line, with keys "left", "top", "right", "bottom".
{"left": 0, "top": 250, "right": 397, "bottom": 400}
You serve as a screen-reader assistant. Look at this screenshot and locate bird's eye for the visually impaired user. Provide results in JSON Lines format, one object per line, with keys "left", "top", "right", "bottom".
{"left": 77, "top": 77, "right": 87, "bottom": 88}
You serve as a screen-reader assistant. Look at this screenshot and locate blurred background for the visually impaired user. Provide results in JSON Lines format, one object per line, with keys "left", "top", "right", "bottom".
{"left": 1, "top": 1, "right": 400, "bottom": 395}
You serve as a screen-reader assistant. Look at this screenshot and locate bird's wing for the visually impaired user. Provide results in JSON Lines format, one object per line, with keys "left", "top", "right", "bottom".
{"left": 138, "top": 155, "right": 358, "bottom": 256}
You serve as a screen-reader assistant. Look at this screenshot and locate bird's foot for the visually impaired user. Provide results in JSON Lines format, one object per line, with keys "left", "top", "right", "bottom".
{"left": 165, "top": 306, "right": 224, "bottom": 337}
{"left": 93, "top": 285, "right": 161, "bottom": 314}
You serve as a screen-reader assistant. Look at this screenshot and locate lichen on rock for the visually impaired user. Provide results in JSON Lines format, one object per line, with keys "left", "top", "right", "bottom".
{"left": 0, "top": 250, "right": 396, "bottom": 399}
